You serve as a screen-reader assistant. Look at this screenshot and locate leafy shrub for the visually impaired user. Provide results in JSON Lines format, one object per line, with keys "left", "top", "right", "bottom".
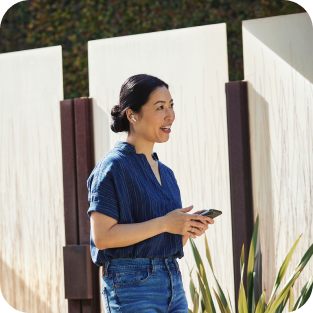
{"left": 188, "top": 215, "right": 313, "bottom": 313}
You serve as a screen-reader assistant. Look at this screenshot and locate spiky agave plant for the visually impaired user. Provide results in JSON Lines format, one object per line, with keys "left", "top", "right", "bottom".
{"left": 187, "top": 215, "right": 313, "bottom": 313}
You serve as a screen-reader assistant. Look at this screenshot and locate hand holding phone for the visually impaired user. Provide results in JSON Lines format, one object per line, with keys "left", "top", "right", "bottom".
{"left": 193, "top": 209, "right": 222, "bottom": 223}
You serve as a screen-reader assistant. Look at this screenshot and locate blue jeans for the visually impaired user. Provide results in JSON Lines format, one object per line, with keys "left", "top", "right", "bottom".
{"left": 101, "top": 258, "right": 188, "bottom": 313}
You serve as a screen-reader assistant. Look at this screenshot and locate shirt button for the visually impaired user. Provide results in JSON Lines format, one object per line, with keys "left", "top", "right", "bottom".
{"left": 115, "top": 284, "right": 118, "bottom": 288}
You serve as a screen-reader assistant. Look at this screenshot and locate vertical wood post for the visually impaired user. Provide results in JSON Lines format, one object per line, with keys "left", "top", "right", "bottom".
{"left": 61, "top": 98, "right": 100, "bottom": 313}
{"left": 73, "top": 97, "right": 100, "bottom": 313}
{"left": 225, "top": 81, "right": 255, "bottom": 312}
{"left": 60, "top": 99, "right": 82, "bottom": 313}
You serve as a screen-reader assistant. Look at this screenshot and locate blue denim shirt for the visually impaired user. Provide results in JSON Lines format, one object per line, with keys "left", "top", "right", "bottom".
{"left": 87, "top": 141, "right": 184, "bottom": 266}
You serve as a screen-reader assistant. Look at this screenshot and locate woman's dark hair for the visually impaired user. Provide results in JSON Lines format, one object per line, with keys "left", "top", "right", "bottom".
{"left": 110, "top": 74, "right": 169, "bottom": 133}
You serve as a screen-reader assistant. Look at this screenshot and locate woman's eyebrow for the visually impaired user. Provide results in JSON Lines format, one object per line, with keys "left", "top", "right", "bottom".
{"left": 154, "top": 99, "right": 174, "bottom": 105}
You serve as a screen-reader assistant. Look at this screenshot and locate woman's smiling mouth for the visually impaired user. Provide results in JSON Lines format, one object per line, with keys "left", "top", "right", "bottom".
{"left": 160, "top": 125, "right": 171, "bottom": 133}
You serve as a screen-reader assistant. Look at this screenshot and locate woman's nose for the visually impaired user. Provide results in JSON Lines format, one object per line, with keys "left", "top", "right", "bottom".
{"left": 165, "top": 108, "right": 175, "bottom": 121}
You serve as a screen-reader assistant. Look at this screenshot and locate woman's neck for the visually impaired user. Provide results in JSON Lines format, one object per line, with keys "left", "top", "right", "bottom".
{"left": 125, "top": 136, "right": 155, "bottom": 163}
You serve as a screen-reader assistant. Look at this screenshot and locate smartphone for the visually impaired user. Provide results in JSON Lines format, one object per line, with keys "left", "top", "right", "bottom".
{"left": 193, "top": 209, "right": 222, "bottom": 222}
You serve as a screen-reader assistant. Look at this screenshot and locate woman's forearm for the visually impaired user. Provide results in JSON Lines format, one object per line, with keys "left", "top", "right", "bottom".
{"left": 96, "top": 216, "right": 166, "bottom": 250}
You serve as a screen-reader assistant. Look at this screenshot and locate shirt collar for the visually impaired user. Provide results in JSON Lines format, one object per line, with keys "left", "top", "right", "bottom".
{"left": 114, "top": 141, "right": 159, "bottom": 160}
{"left": 114, "top": 141, "right": 136, "bottom": 153}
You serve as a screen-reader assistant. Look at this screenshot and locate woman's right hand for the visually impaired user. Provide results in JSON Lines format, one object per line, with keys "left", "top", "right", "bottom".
{"left": 162, "top": 205, "right": 214, "bottom": 239}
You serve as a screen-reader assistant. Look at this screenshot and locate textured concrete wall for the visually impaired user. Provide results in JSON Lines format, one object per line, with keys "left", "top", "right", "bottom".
{"left": 88, "top": 24, "right": 233, "bottom": 312}
{"left": 0, "top": 46, "right": 67, "bottom": 313}
{"left": 243, "top": 12, "right": 313, "bottom": 309}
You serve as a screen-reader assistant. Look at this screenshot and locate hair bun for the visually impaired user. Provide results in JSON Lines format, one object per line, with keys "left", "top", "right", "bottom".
{"left": 111, "top": 104, "right": 121, "bottom": 117}
{"left": 110, "top": 105, "right": 126, "bottom": 133}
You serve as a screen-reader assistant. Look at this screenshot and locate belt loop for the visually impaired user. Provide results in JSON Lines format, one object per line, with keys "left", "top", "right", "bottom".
{"left": 173, "top": 258, "right": 179, "bottom": 273}
{"left": 164, "top": 258, "right": 169, "bottom": 271}
{"left": 102, "top": 261, "right": 110, "bottom": 277}
{"left": 151, "top": 258, "right": 155, "bottom": 275}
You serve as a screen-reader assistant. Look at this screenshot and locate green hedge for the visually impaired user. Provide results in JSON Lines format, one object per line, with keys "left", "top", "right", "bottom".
{"left": 0, "top": 0, "right": 305, "bottom": 99}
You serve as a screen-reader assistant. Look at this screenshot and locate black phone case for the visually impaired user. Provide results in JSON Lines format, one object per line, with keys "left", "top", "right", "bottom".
{"left": 202, "top": 209, "right": 222, "bottom": 219}
{"left": 193, "top": 209, "right": 222, "bottom": 222}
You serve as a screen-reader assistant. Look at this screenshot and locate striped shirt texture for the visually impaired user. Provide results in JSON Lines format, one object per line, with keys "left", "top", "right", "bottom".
{"left": 87, "top": 140, "right": 184, "bottom": 266}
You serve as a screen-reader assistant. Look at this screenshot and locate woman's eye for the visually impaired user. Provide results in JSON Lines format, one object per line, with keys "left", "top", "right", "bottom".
{"left": 157, "top": 103, "right": 174, "bottom": 110}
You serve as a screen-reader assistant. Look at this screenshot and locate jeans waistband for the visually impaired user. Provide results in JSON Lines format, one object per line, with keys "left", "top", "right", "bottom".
{"left": 101, "top": 258, "right": 180, "bottom": 277}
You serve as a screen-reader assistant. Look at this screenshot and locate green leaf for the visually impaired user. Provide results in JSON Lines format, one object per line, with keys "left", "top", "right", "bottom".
{"left": 294, "top": 243, "right": 313, "bottom": 273}
{"left": 240, "top": 244, "right": 245, "bottom": 281}
{"left": 212, "top": 287, "right": 228, "bottom": 313}
{"left": 189, "top": 275, "right": 196, "bottom": 305}
{"left": 239, "top": 242, "right": 246, "bottom": 313}
{"left": 213, "top": 277, "right": 231, "bottom": 313}
{"left": 204, "top": 233, "right": 231, "bottom": 313}
{"left": 267, "top": 234, "right": 302, "bottom": 306}
{"left": 266, "top": 242, "right": 313, "bottom": 313}
{"left": 238, "top": 254, "right": 248, "bottom": 313}
{"left": 251, "top": 272, "right": 256, "bottom": 313}
{"left": 291, "top": 244, "right": 313, "bottom": 310}
{"left": 192, "top": 290, "right": 199, "bottom": 313}
{"left": 255, "top": 290, "right": 266, "bottom": 313}
{"left": 186, "top": 260, "right": 196, "bottom": 304}
{"left": 275, "top": 290, "right": 290, "bottom": 313}
{"left": 197, "top": 271, "right": 215, "bottom": 313}
{"left": 266, "top": 270, "right": 301, "bottom": 313}
{"left": 300, "top": 281, "right": 313, "bottom": 308}
{"left": 253, "top": 232, "right": 263, "bottom": 312}
{"left": 190, "top": 238, "right": 209, "bottom": 289}
{"left": 238, "top": 280, "right": 248, "bottom": 313}
{"left": 185, "top": 259, "right": 194, "bottom": 276}
{"left": 247, "top": 216, "right": 259, "bottom": 313}
{"left": 226, "top": 288, "right": 235, "bottom": 313}
{"left": 289, "top": 286, "right": 294, "bottom": 312}
{"left": 293, "top": 276, "right": 313, "bottom": 310}
{"left": 205, "top": 234, "right": 214, "bottom": 273}
{"left": 201, "top": 297, "right": 206, "bottom": 313}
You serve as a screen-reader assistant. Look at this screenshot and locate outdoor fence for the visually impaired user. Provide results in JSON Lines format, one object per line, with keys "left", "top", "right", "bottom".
{"left": 0, "top": 12, "right": 312, "bottom": 313}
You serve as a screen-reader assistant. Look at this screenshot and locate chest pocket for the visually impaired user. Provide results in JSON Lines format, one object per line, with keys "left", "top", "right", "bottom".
{"left": 114, "top": 268, "right": 151, "bottom": 286}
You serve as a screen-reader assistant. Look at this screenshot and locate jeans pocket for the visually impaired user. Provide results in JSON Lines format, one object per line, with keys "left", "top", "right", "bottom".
{"left": 113, "top": 268, "right": 151, "bottom": 286}
{"left": 101, "top": 287, "right": 111, "bottom": 313}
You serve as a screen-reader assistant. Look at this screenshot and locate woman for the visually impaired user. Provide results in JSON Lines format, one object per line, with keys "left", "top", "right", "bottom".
{"left": 87, "top": 74, "right": 214, "bottom": 313}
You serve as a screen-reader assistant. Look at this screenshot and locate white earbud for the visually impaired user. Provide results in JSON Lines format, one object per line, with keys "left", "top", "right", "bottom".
{"left": 131, "top": 115, "right": 136, "bottom": 122}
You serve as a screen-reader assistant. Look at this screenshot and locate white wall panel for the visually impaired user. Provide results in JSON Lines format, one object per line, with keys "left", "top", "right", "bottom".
{"left": 88, "top": 24, "right": 233, "bottom": 311}
{"left": 0, "top": 46, "right": 67, "bottom": 313}
{"left": 243, "top": 12, "right": 313, "bottom": 308}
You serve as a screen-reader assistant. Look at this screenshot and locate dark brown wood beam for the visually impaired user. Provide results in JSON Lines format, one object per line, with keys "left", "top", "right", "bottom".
{"left": 73, "top": 97, "right": 100, "bottom": 313}
{"left": 225, "top": 81, "right": 255, "bottom": 312}
{"left": 60, "top": 99, "right": 82, "bottom": 313}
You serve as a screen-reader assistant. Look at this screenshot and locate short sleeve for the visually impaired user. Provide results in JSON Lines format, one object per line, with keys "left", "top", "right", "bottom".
{"left": 87, "top": 159, "right": 120, "bottom": 222}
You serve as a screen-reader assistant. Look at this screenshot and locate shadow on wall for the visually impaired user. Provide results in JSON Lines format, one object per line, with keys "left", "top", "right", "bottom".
{"left": 0, "top": 256, "right": 53, "bottom": 313}
{"left": 247, "top": 82, "right": 275, "bottom": 305}
{"left": 91, "top": 96, "right": 111, "bottom": 162}
{"left": 243, "top": 13, "right": 313, "bottom": 84}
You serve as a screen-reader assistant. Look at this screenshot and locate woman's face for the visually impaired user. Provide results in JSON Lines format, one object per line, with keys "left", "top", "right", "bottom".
{"left": 130, "top": 86, "right": 175, "bottom": 143}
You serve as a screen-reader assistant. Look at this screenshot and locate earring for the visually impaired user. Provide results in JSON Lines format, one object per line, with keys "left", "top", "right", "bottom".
{"left": 130, "top": 115, "right": 136, "bottom": 122}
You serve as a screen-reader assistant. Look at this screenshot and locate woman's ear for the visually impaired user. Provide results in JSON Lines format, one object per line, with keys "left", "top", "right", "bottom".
{"left": 126, "top": 109, "right": 134, "bottom": 123}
